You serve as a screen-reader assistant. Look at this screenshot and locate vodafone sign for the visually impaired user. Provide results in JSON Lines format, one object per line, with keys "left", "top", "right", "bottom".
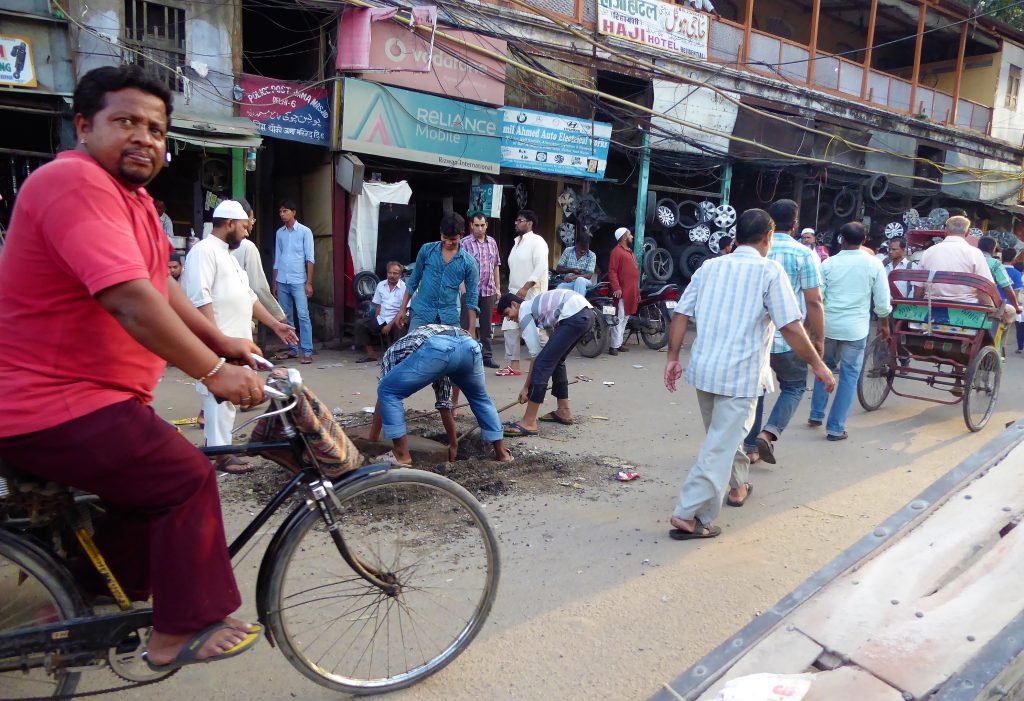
{"left": 360, "top": 23, "right": 506, "bottom": 106}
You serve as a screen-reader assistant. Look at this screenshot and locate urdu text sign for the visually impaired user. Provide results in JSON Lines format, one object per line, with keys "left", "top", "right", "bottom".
{"left": 597, "top": 0, "right": 709, "bottom": 61}
{"left": 341, "top": 78, "right": 501, "bottom": 174}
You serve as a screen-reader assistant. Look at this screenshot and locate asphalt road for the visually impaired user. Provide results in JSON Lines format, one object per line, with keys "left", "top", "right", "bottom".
{"left": 95, "top": 338, "right": 1024, "bottom": 701}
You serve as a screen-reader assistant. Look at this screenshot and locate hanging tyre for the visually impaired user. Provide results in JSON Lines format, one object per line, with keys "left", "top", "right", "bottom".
{"left": 676, "top": 200, "right": 701, "bottom": 230}
{"left": 833, "top": 187, "right": 857, "bottom": 218}
{"left": 641, "top": 237, "right": 657, "bottom": 256}
{"left": 653, "top": 199, "right": 679, "bottom": 229}
{"left": 353, "top": 271, "right": 379, "bottom": 301}
{"left": 862, "top": 174, "right": 889, "bottom": 202}
{"left": 644, "top": 190, "right": 658, "bottom": 225}
{"left": 679, "top": 244, "right": 711, "bottom": 280}
{"left": 643, "top": 247, "right": 674, "bottom": 282}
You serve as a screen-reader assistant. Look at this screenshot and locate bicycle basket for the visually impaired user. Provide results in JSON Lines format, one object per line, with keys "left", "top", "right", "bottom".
{"left": 250, "top": 385, "right": 364, "bottom": 479}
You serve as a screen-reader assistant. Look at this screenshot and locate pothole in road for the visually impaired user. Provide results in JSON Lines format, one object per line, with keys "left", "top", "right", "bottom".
{"left": 221, "top": 414, "right": 635, "bottom": 507}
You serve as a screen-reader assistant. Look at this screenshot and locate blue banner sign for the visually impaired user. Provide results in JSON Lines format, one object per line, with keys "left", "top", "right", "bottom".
{"left": 499, "top": 108, "right": 612, "bottom": 179}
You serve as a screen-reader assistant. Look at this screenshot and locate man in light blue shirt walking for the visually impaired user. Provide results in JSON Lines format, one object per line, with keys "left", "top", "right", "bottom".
{"left": 664, "top": 209, "right": 835, "bottom": 540}
{"left": 809, "top": 222, "right": 892, "bottom": 440}
{"left": 272, "top": 199, "right": 315, "bottom": 363}
{"left": 743, "top": 199, "right": 825, "bottom": 465}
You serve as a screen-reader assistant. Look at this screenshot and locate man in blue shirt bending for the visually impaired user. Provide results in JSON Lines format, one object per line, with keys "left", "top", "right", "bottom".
{"left": 272, "top": 199, "right": 315, "bottom": 364}
{"left": 395, "top": 212, "right": 480, "bottom": 336}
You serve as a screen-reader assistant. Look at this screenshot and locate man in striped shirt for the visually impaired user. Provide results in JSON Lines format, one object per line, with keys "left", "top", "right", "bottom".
{"left": 664, "top": 209, "right": 835, "bottom": 540}
{"left": 461, "top": 212, "right": 501, "bottom": 368}
{"left": 497, "top": 288, "right": 596, "bottom": 436}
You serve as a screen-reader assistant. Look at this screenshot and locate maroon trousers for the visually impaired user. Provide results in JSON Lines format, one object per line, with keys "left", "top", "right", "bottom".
{"left": 0, "top": 399, "right": 240, "bottom": 635}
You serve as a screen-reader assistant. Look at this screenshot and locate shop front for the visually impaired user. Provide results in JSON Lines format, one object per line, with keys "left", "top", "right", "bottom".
{"left": 0, "top": 11, "right": 74, "bottom": 233}
{"left": 337, "top": 77, "right": 502, "bottom": 307}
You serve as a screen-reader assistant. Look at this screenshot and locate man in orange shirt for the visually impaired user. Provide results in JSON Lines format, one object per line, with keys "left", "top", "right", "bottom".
{"left": 608, "top": 226, "right": 640, "bottom": 355}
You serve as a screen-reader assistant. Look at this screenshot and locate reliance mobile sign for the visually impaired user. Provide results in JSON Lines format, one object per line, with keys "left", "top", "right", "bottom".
{"left": 341, "top": 78, "right": 501, "bottom": 174}
{"left": 240, "top": 74, "right": 330, "bottom": 146}
{"left": 597, "top": 0, "right": 709, "bottom": 61}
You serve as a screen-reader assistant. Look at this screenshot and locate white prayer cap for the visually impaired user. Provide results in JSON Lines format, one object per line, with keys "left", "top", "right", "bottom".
{"left": 212, "top": 200, "right": 248, "bottom": 221}
{"left": 801, "top": 227, "right": 815, "bottom": 236}
{"left": 614, "top": 227, "right": 630, "bottom": 240}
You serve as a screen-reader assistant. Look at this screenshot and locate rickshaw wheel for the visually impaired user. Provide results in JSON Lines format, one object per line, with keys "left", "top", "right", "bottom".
{"left": 963, "top": 345, "right": 1001, "bottom": 432}
{"left": 858, "top": 335, "right": 895, "bottom": 411}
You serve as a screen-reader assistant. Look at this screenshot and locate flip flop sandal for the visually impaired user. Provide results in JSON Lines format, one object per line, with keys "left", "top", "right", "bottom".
{"left": 539, "top": 411, "right": 574, "bottom": 425}
{"left": 754, "top": 436, "right": 776, "bottom": 465}
{"left": 503, "top": 421, "right": 538, "bottom": 437}
{"left": 726, "top": 482, "right": 753, "bottom": 508}
{"left": 273, "top": 351, "right": 298, "bottom": 360}
{"left": 375, "top": 451, "right": 412, "bottom": 467}
{"left": 495, "top": 367, "right": 522, "bottom": 377}
{"left": 300, "top": 355, "right": 313, "bottom": 365}
{"left": 669, "top": 518, "right": 721, "bottom": 540}
{"left": 143, "top": 622, "right": 261, "bottom": 672}
{"left": 215, "top": 456, "right": 256, "bottom": 475}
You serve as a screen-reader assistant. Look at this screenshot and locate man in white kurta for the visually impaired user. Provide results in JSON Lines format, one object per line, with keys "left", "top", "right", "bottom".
{"left": 499, "top": 209, "right": 549, "bottom": 376}
{"left": 183, "top": 200, "right": 296, "bottom": 472}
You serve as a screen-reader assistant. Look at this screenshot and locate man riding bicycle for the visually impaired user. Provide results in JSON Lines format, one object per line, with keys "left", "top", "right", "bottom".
{"left": 0, "top": 66, "right": 264, "bottom": 671}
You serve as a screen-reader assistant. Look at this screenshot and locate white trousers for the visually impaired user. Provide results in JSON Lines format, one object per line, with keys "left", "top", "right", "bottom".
{"left": 673, "top": 391, "right": 757, "bottom": 526}
{"left": 610, "top": 299, "right": 627, "bottom": 350}
{"left": 198, "top": 384, "right": 236, "bottom": 447}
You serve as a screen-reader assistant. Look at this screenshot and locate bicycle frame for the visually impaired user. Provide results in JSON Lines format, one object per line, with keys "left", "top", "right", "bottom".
{"left": 0, "top": 401, "right": 396, "bottom": 666}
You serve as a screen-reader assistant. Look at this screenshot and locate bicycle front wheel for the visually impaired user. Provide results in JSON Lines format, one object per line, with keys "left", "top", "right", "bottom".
{"left": 0, "top": 531, "right": 87, "bottom": 699}
{"left": 264, "top": 469, "right": 500, "bottom": 695}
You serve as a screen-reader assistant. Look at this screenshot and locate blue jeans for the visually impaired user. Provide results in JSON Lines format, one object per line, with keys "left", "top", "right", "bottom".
{"left": 809, "top": 336, "right": 866, "bottom": 437}
{"left": 744, "top": 350, "right": 808, "bottom": 448}
{"left": 276, "top": 282, "right": 313, "bottom": 355}
{"left": 557, "top": 277, "right": 590, "bottom": 296}
{"left": 378, "top": 335, "right": 503, "bottom": 442}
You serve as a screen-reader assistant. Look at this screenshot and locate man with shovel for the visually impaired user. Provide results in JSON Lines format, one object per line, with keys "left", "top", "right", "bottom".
{"left": 369, "top": 323, "right": 513, "bottom": 465}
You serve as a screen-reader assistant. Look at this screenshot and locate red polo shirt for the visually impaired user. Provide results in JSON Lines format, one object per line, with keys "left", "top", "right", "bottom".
{"left": 0, "top": 151, "right": 171, "bottom": 437}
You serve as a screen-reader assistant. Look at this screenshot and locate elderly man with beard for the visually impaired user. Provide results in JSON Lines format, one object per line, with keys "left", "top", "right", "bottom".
{"left": 0, "top": 65, "right": 270, "bottom": 671}
{"left": 183, "top": 199, "right": 297, "bottom": 473}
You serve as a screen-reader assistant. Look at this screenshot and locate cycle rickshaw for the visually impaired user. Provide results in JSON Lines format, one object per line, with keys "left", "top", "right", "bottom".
{"left": 857, "top": 269, "right": 1005, "bottom": 432}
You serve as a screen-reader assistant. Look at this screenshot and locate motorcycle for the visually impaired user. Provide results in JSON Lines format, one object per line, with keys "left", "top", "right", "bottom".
{"left": 624, "top": 282, "right": 681, "bottom": 350}
{"left": 548, "top": 272, "right": 617, "bottom": 358}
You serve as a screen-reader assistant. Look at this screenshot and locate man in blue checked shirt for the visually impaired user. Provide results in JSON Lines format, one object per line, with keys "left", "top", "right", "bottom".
{"left": 664, "top": 209, "right": 835, "bottom": 540}
{"left": 743, "top": 199, "right": 825, "bottom": 466}
{"left": 395, "top": 212, "right": 480, "bottom": 336}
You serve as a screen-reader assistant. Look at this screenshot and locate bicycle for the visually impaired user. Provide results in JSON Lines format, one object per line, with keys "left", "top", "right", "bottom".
{"left": 0, "top": 367, "right": 500, "bottom": 698}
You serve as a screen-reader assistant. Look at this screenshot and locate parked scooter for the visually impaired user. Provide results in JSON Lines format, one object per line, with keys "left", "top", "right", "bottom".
{"left": 548, "top": 272, "right": 618, "bottom": 358}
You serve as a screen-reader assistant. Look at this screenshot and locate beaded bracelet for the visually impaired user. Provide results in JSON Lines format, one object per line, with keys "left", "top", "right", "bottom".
{"left": 199, "top": 357, "right": 226, "bottom": 382}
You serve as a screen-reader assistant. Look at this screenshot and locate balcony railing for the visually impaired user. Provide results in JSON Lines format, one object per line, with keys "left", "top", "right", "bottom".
{"left": 709, "top": 19, "right": 993, "bottom": 135}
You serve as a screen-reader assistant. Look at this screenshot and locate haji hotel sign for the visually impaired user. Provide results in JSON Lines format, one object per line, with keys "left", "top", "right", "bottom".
{"left": 597, "top": 0, "right": 709, "bottom": 60}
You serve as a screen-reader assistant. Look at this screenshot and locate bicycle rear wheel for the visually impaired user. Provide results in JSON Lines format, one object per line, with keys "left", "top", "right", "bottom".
{"left": 0, "top": 531, "right": 86, "bottom": 698}
{"left": 264, "top": 469, "right": 500, "bottom": 695}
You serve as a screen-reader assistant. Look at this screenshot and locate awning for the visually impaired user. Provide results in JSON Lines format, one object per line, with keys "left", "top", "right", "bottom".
{"left": 168, "top": 111, "right": 262, "bottom": 150}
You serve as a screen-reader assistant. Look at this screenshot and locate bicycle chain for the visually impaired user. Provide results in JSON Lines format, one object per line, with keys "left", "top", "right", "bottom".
{"left": 16, "top": 669, "right": 171, "bottom": 701}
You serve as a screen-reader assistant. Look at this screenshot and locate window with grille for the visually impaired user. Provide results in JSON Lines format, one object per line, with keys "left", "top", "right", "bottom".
{"left": 123, "top": 0, "right": 186, "bottom": 92}
{"left": 1006, "top": 65, "right": 1020, "bottom": 110}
